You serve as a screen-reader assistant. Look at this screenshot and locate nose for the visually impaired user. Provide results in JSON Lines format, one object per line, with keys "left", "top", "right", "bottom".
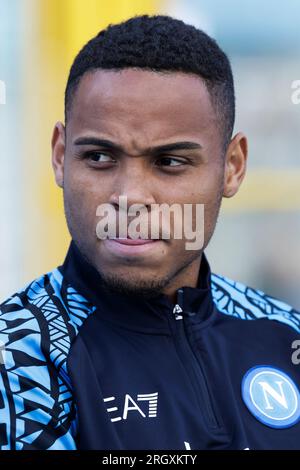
{"left": 108, "top": 160, "right": 156, "bottom": 210}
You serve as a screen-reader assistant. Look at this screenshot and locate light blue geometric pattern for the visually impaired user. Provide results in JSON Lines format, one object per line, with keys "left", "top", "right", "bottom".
{"left": 0, "top": 269, "right": 95, "bottom": 449}
{"left": 211, "top": 273, "right": 300, "bottom": 333}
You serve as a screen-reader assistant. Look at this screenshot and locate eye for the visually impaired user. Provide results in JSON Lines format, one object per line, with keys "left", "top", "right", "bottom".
{"left": 157, "top": 156, "right": 186, "bottom": 167}
{"left": 86, "top": 152, "right": 115, "bottom": 163}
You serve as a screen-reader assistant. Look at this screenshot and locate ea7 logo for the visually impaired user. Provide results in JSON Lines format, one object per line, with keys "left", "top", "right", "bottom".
{"left": 103, "top": 392, "right": 158, "bottom": 422}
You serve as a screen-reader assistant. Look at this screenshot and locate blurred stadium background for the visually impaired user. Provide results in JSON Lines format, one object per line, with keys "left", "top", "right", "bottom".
{"left": 0, "top": 0, "right": 299, "bottom": 308}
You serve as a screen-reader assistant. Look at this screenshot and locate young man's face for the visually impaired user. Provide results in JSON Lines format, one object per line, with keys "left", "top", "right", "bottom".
{"left": 52, "top": 69, "right": 247, "bottom": 297}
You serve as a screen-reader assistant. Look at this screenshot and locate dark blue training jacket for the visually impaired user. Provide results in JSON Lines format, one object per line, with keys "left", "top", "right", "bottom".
{"left": 1, "top": 241, "right": 300, "bottom": 450}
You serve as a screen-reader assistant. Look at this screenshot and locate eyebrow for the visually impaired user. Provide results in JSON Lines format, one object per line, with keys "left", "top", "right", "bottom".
{"left": 73, "top": 137, "right": 202, "bottom": 155}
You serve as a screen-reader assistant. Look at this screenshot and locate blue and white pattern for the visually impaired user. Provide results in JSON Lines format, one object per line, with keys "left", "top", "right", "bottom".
{"left": 211, "top": 273, "right": 300, "bottom": 333}
{"left": 0, "top": 269, "right": 95, "bottom": 450}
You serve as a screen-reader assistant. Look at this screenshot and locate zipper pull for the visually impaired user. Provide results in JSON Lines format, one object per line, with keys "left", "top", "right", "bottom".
{"left": 173, "top": 288, "right": 196, "bottom": 320}
{"left": 173, "top": 288, "right": 184, "bottom": 320}
{"left": 173, "top": 303, "right": 183, "bottom": 320}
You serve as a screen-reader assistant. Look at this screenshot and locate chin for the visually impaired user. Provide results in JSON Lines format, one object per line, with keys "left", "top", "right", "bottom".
{"left": 98, "top": 270, "right": 168, "bottom": 298}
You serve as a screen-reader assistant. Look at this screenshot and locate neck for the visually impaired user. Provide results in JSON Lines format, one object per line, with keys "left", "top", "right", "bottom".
{"left": 162, "top": 254, "right": 202, "bottom": 303}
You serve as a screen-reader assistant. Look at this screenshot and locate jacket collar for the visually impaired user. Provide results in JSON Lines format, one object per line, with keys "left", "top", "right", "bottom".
{"left": 59, "top": 240, "right": 215, "bottom": 333}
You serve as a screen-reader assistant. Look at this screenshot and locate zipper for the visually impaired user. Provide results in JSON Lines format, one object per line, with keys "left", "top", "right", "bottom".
{"left": 171, "top": 288, "right": 220, "bottom": 429}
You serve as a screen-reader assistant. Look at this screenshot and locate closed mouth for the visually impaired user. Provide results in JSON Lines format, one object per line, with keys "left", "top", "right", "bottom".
{"left": 109, "top": 238, "right": 160, "bottom": 246}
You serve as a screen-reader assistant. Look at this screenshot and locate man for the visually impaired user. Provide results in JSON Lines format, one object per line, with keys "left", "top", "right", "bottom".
{"left": 0, "top": 15, "right": 300, "bottom": 451}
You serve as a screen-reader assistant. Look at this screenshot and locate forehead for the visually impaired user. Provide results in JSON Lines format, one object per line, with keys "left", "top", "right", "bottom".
{"left": 68, "top": 68, "right": 218, "bottom": 142}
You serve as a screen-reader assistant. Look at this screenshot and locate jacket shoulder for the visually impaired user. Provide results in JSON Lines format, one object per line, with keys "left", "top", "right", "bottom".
{"left": 211, "top": 272, "right": 300, "bottom": 333}
{"left": 1, "top": 268, "right": 96, "bottom": 334}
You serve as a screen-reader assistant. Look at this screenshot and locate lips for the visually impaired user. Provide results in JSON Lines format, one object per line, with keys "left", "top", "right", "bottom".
{"left": 110, "top": 238, "right": 156, "bottom": 246}
{"left": 103, "top": 237, "right": 163, "bottom": 257}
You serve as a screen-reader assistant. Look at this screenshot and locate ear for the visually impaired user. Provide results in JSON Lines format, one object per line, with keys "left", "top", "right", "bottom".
{"left": 51, "top": 121, "right": 66, "bottom": 188}
{"left": 223, "top": 132, "right": 248, "bottom": 198}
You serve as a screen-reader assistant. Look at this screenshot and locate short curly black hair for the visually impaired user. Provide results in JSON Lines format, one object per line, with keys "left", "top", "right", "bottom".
{"left": 65, "top": 14, "right": 235, "bottom": 149}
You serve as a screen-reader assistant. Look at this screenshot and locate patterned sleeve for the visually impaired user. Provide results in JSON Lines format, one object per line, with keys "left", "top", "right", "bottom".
{"left": 0, "top": 274, "right": 77, "bottom": 450}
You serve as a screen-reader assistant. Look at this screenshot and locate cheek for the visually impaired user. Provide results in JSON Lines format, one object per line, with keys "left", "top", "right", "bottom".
{"left": 177, "top": 178, "right": 223, "bottom": 238}
{"left": 65, "top": 167, "right": 110, "bottom": 213}
{"left": 166, "top": 164, "right": 223, "bottom": 204}
{"left": 63, "top": 179, "right": 103, "bottom": 237}
{"left": 172, "top": 183, "right": 222, "bottom": 209}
